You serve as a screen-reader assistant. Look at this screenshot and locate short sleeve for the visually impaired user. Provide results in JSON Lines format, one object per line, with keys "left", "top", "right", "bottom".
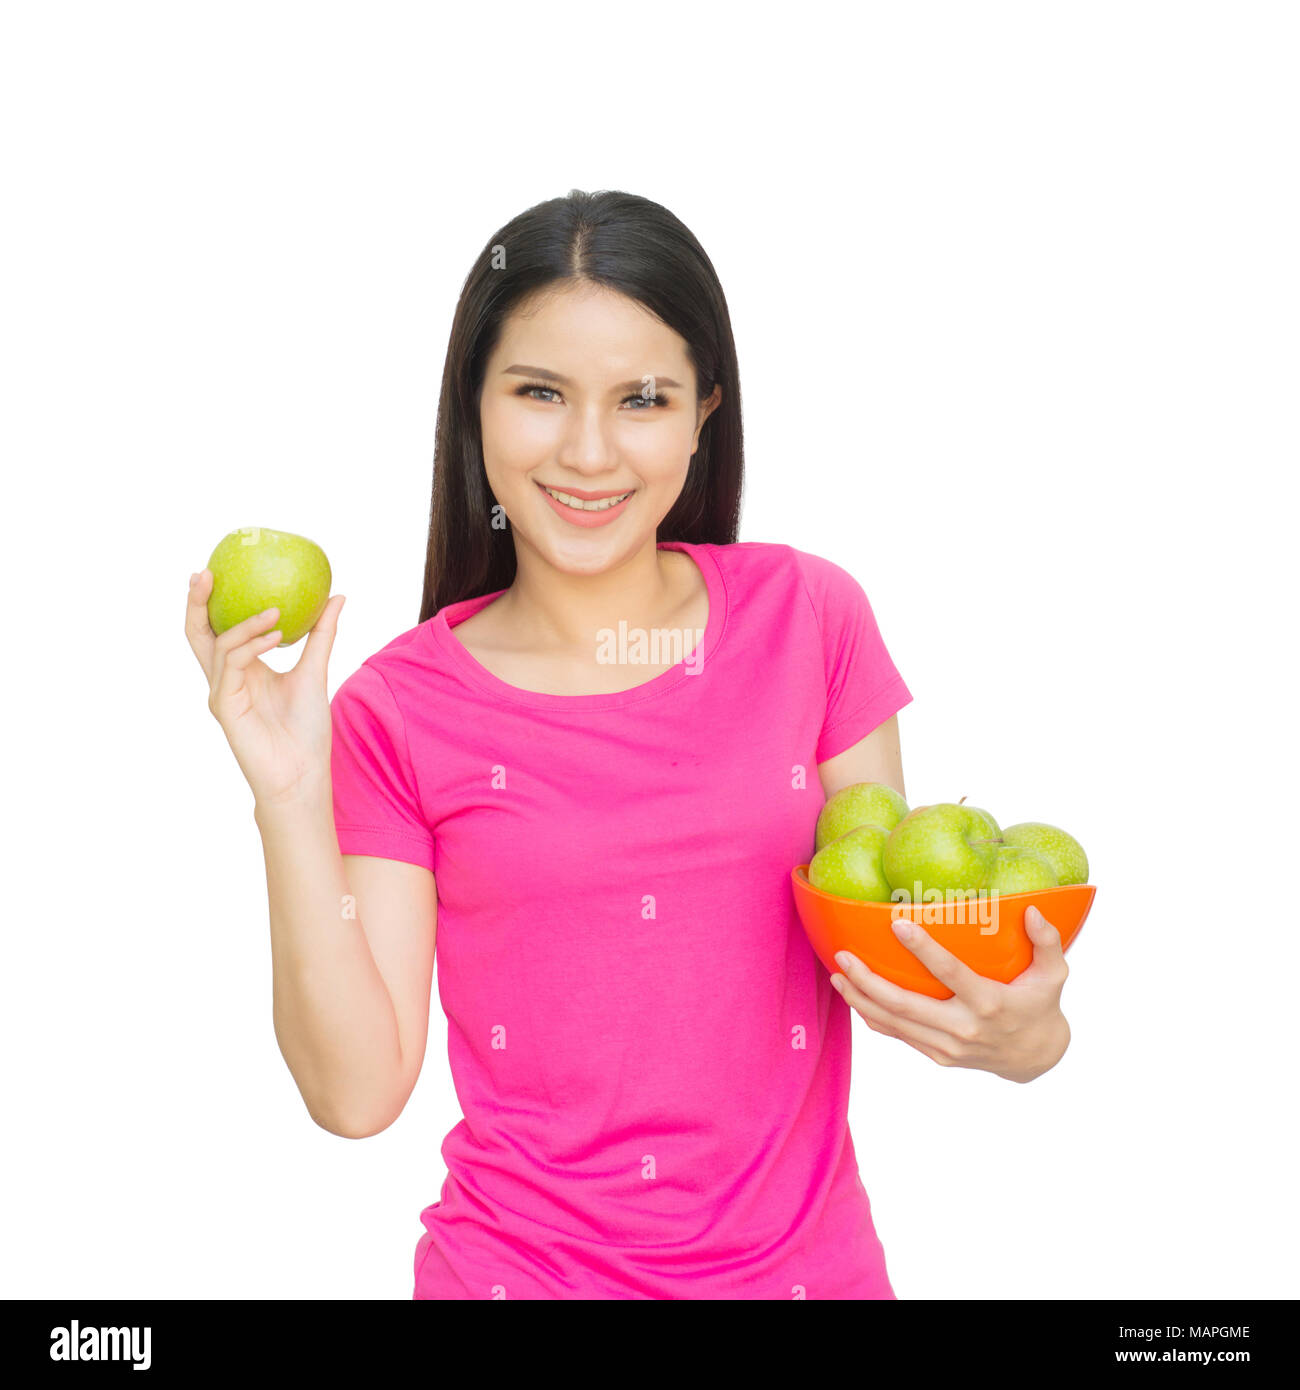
{"left": 793, "top": 548, "right": 913, "bottom": 764}
{"left": 329, "top": 661, "right": 436, "bottom": 872}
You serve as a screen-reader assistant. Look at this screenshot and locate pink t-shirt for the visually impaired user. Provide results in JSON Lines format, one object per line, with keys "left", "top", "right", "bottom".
{"left": 328, "top": 540, "right": 912, "bottom": 1300}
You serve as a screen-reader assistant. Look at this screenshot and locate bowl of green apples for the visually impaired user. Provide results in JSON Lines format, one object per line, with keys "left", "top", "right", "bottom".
{"left": 791, "top": 783, "right": 1096, "bottom": 999}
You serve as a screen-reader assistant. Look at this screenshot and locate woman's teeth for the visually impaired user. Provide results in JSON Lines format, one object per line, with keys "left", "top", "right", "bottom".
{"left": 541, "top": 485, "right": 633, "bottom": 512}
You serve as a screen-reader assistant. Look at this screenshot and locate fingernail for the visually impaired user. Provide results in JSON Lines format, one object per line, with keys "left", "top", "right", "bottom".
{"left": 189, "top": 573, "right": 198, "bottom": 586}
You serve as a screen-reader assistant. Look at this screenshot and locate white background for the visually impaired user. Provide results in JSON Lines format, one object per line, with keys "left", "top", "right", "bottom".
{"left": 2, "top": 0, "right": 1295, "bottom": 1300}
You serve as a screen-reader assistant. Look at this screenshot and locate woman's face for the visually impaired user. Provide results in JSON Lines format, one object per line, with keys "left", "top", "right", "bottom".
{"left": 479, "top": 281, "right": 721, "bottom": 577}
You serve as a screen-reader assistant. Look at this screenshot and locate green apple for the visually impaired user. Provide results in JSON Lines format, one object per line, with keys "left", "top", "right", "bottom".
{"left": 1002, "top": 822, "right": 1089, "bottom": 886}
{"left": 882, "top": 802, "right": 1004, "bottom": 901}
{"left": 963, "top": 804, "right": 1002, "bottom": 840}
{"left": 808, "top": 825, "right": 893, "bottom": 902}
{"left": 988, "top": 844, "right": 1058, "bottom": 896}
{"left": 206, "top": 527, "right": 332, "bottom": 646}
{"left": 815, "top": 781, "right": 909, "bottom": 851}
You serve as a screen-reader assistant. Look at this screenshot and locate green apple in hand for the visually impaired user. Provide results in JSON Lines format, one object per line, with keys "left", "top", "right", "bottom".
{"left": 1002, "top": 822, "right": 1089, "bottom": 885}
{"left": 206, "top": 527, "right": 332, "bottom": 646}
{"left": 882, "top": 802, "right": 1003, "bottom": 900}
{"left": 987, "top": 844, "right": 1058, "bottom": 896}
{"left": 815, "top": 781, "right": 909, "bottom": 851}
{"left": 808, "top": 825, "right": 893, "bottom": 902}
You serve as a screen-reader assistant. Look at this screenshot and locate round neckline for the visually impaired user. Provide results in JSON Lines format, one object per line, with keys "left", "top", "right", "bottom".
{"left": 426, "top": 540, "right": 728, "bottom": 711}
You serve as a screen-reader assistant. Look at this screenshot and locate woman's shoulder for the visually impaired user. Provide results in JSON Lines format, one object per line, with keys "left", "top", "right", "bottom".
{"left": 703, "top": 542, "right": 883, "bottom": 654}
{"left": 330, "top": 615, "right": 456, "bottom": 715}
{"left": 695, "top": 537, "right": 796, "bottom": 575}
{"left": 699, "top": 538, "right": 858, "bottom": 595}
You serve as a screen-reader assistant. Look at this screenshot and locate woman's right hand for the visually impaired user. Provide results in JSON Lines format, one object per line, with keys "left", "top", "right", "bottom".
{"left": 184, "top": 569, "right": 346, "bottom": 809}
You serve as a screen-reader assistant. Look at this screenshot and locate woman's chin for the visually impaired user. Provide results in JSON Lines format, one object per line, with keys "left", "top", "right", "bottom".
{"left": 535, "top": 534, "right": 637, "bottom": 576}
{"left": 518, "top": 498, "right": 657, "bottom": 565}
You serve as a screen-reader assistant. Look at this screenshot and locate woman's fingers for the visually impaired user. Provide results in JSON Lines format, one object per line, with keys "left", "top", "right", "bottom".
{"left": 223, "top": 626, "right": 284, "bottom": 671}
{"left": 208, "top": 605, "right": 283, "bottom": 711}
{"left": 297, "top": 593, "right": 345, "bottom": 682}
{"left": 186, "top": 569, "right": 278, "bottom": 684}
{"left": 184, "top": 570, "right": 217, "bottom": 681}
{"left": 212, "top": 603, "right": 282, "bottom": 654}
{"left": 832, "top": 972, "right": 960, "bottom": 1058}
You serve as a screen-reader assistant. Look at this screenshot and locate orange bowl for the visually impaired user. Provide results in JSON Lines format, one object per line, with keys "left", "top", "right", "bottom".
{"left": 791, "top": 866, "right": 1096, "bottom": 999}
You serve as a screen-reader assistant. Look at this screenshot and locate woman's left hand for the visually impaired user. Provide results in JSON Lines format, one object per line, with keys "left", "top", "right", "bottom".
{"left": 830, "top": 904, "right": 1071, "bottom": 1083}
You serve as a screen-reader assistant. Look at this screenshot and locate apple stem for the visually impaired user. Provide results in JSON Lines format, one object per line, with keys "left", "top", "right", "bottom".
{"left": 958, "top": 795, "right": 967, "bottom": 805}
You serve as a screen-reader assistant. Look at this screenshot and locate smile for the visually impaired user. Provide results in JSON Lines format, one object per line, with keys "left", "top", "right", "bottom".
{"left": 538, "top": 484, "right": 635, "bottom": 512}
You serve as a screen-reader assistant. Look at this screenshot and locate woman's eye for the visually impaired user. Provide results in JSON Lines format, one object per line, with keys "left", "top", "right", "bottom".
{"left": 516, "top": 384, "right": 669, "bottom": 409}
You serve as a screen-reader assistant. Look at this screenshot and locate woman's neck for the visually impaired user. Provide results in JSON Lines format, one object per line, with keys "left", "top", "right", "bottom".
{"left": 495, "top": 540, "right": 691, "bottom": 655}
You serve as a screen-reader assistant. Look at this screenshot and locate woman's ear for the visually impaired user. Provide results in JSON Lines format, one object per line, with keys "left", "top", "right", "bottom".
{"left": 693, "top": 384, "right": 723, "bottom": 448}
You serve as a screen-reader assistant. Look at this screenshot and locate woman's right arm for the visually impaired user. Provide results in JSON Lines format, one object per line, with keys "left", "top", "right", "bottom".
{"left": 254, "top": 795, "right": 437, "bottom": 1138}
{"left": 185, "top": 569, "right": 436, "bottom": 1138}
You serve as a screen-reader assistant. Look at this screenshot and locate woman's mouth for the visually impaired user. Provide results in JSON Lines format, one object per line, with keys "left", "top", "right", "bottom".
{"left": 536, "top": 481, "right": 636, "bottom": 527}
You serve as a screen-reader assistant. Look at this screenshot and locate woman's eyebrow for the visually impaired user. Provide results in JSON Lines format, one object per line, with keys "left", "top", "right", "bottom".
{"left": 503, "top": 364, "right": 683, "bottom": 393}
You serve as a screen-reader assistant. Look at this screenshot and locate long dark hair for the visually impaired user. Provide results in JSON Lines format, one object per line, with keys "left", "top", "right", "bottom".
{"left": 418, "top": 189, "right": 745, "bottom": 622}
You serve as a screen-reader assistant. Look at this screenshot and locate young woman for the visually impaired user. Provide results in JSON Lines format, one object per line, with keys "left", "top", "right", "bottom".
{"left": 184, "top": 189, "right": 1071, "bottom": 1300}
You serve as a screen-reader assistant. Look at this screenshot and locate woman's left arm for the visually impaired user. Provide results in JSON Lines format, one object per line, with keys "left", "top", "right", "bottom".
{"left": 817, "top": 719, "right": 1071, "bottom": 1084}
